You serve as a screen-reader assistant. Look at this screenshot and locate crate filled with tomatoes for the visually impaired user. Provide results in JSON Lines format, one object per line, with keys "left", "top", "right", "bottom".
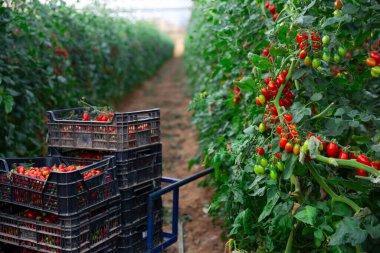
{"left": 0, "top": 196, "right": 121, "bottom": 253}
{"left": 49, "top": 143, "right": 163, "bottom": 189}
{"left": 0, "top": 156, "right": 119, "bottom": 216}
{"left": 46, "top": 107, "right": 160, "bottom": 152}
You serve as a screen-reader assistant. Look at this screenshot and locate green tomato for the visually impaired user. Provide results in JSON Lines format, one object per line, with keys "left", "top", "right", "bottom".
{"left": 322, "top": 35, "right": 330, "bottom": 44}
{"left": 333, "top": 54, "right": 340, "bottom": 63}
{"left": 333, "top": 10, "right": 343, "bottom": 16}
{"left": 338, "top": 46, "right": 347, "bottom": 57}
{"left": 301, "top": 145, "right": 308, "bottom": 154}
{"left": 304, "top": 56, "right": 312, "bottom": 67}
{"left": 371, "top": 68, "right": 380, "bottom": 78}
{"left": 276, "top": 161, "right": 284, "bottom": 171}
{"left": 322, "top": 52, "right": 331, "bottom": 63}
{"left": 258, "top": 123, "right": 266, "bottom": 133}
{"left": 312, "top": 58, "right": 321, "bottom": 69}
{"left": 258, "top": 94, "right": 266, "bottom": 105}
{"left": 260, "top": 158, "right": 268, "bottom": 167}
{"left": 372, "top": 66, "right": 380, "bottom": 74}
{"left": 254, "top": 165, "right": 265, "bottom": 175}
{"left": 270, "top": 170, "right": 278, "bottom": 180}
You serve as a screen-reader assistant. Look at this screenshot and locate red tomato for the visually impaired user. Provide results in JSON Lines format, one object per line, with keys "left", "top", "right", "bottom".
{"left": 285, "top": 142, "right": 294, "bottom": 153}
{"left": 265, "top": 1, "right": 270, "bottom": 8}
{"left": 371, "top": 161, "right": 380, "bottom": 170}
{"left": 366, "top": 57, "right": 377, "bottom": 67}
{"left": 370, "top": 51, "right": 380, "bottom": 63}
{"left": 265, "top": 77, "right": 271, "bottom": 84}
{"left": 83, "top": 112, "right": 90, "bottom": 121}
{"left": 275, "top": 153, "right": 282, "bottom": 160}
{"left": 261, "top": 88, "right": 270, "bottom": 99}
{"left": 338, "top": 149, "right": 349, "bottom": 160}
{"left": 279, "top": 138, "right": 288, "bottom": 149}
{"left": 263, "top": 49, "right": 270, "bottom": 56}
{"left": 276, "top": 126, "right": 282, "bottom": 134}
{"left": 283, "top": 113, "right": 292, "bottom": 122}
{"left": 326, "top": 142, "right": 339, "bottom": 157}
{"left": 273, "top": 13, "right": 278, "bottom": 22}
{"left": 357, "top": 154, "right": 371, "bottom": 166}
{"left": 268, "top": 81, "right": 277, "bottom": 91}
{"left": 277, "top": 73, "right": 285, "bottom": 84}
{"left": 296, "top": 34, "right": 306, "bottom": 44}
{"left": 299, "top": 50, "right": 307, "bottom": 59}
{"left": 300, "top": 42, "right": 308, "bottom": 50}
{"left": 270, "top": 106, "right": 278, "bottom": 115}
{"left": 357, "top": 169, "right": 368, "bottom": 177}
{"left": 269, "top": 5, "right": 276, "bottom": 14}
{"left": 256, "top": 147, "right": 265, "bottom": 156}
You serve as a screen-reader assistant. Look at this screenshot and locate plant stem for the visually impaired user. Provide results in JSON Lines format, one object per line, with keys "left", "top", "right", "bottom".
{"left": 290, "top": 175, "right": 304, "bottom": 202}
{"left": 356, "top": 245, "right": 364, "bottom": 253}
{"left": 309, "top": 102, "right": 334, "bottom": 120}
{"left": 284, "top": 227, "right": 294, "bottom": 253}
{"left": 315, "top": 155, "right": 380, "bottom": 176}
{"left": 274, "top": 59, "right": 297, "bottom": 124}
{"left": 308, "top": 163, "right": 361, "bottom": 212}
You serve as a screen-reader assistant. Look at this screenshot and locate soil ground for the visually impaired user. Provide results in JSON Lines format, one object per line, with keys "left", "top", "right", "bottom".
{"left": 118, "top": 57, "right": 224, "bottom": 253}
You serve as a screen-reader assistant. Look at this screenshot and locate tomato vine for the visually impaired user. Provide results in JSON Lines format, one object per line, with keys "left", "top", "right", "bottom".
{"left": 186, "top": 0, "right": 380, "bottom": 252}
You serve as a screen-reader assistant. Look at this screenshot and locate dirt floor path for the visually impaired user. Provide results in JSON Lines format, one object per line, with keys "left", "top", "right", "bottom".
{"left": 118, "top": 57, "right": 224, "bottom": 253}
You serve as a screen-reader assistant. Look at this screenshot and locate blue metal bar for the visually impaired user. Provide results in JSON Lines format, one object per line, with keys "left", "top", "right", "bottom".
{"left": 150, "top": 168, "right": 215, "bottom": 198}
{"left": 147, "top": 168, "right": 214, "bottom": 253}
{"left": 162, "top": 177, "right": 180, "bottom": 184}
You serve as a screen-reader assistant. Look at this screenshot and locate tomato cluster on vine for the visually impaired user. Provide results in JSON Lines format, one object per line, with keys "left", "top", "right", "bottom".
{"left": 366, "top": 51, "right": 380, "bottom": 77}
{"left": 265, "top": 1, "right": 278, "bottom": 22}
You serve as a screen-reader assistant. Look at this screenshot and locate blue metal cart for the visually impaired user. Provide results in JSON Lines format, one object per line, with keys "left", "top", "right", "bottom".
{"left": 146, "top": 168, "right": 214, "bottom": 253}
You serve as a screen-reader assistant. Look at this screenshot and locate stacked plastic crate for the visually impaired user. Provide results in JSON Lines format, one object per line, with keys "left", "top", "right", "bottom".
{"left": 46, "top": 107, "right": 163, "bottom": 253}
{"left": 0, "top": 156, "right": 121, "bottom": 253}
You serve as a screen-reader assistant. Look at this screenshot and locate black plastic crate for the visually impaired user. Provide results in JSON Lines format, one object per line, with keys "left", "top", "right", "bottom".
{"left": 0, "top": 237, "right": 118, "bottom": 253}
{"left": 0, "top": 197, "right": 121, "bottom": 253}
{"left": 48, "top": 144, "right": 163, "bottom": 189}
{"left": 0, "top": 156, "right": 119, "bottom": 216}
{"left": 47, "top": 107, "right": 160, "bottom": 151}
{"left": 118, "top": 217, "right": 163, "bottom": 253}
{"left": 120, "top": 178, "right": 161, "bottom": 227}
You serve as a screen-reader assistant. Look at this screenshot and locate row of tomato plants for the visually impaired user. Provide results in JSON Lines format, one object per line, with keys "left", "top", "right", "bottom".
{"left": 0, "top": 0, "right": 173, "bottom": 157}
{"left": 186, "top": 0, "right": 380, "bottom": 252}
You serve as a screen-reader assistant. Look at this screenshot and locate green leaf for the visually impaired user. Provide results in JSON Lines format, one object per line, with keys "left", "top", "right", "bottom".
{"left": 294, "top": 205, "right": 318, "bottom": 226}
{"left": 235, "top": 76, "right": 254, "bottom": 92}
{"left": 352, "top": 135, "right": 370, "bottom": 145}
{"left": 4, "top": 95, "right": 14, "bottom": 114}
{"left": 242, "top": 209, "right": 253, "bottom": 234}
{"left": 291, "top": 68, "right": 307, "bottom": 80}
{"left": 329, "top": 217, "right": 367, "bottom": 246}
{"left": 310, "top": 92, "right": 323, "bottom": 102}
{"left": 342, "top": 3, "right": 359, "bottom": 14}
{"left": 332, "top": 202, "right": 353, "bottom": 217}
{"left": 248, "top": 54, "right": 271, "bottom": 71}
{"left": 334, "top": 108, "right": 345, "bottom": 117}
{"left": 314, "top": 229, "right": 324, "bottom": 247}
{"left": 258, "top": 189, "right": 280, "bottom": 222}
{"left": 348, "top": 120, "right": 359, "bottom": 128}
{"left": 366, "top": 223, "right": 380, "bottom": 239}
{"left": 371, "top": 144, "right": 380, "bottom": 153}
{"left": 283, "top": 155, "right": 298, "bottom": 180}
{"left": 269, "top": 46, "right": 288, "bottom": 57}
{"left": 296, "top": 15, "right": 316, "bottom": 26}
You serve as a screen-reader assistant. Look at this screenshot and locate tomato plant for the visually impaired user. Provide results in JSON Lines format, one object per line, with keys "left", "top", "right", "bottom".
{"left": 0, "top": 1, "right": 173, "bottom": 158}
{"left": 186, "top": 0, "right": 380, "bottom": 252}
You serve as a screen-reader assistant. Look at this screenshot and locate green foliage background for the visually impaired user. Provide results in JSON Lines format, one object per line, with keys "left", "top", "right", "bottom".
{"left": 0, "top": 0, "right": 173, "bottom": 157}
